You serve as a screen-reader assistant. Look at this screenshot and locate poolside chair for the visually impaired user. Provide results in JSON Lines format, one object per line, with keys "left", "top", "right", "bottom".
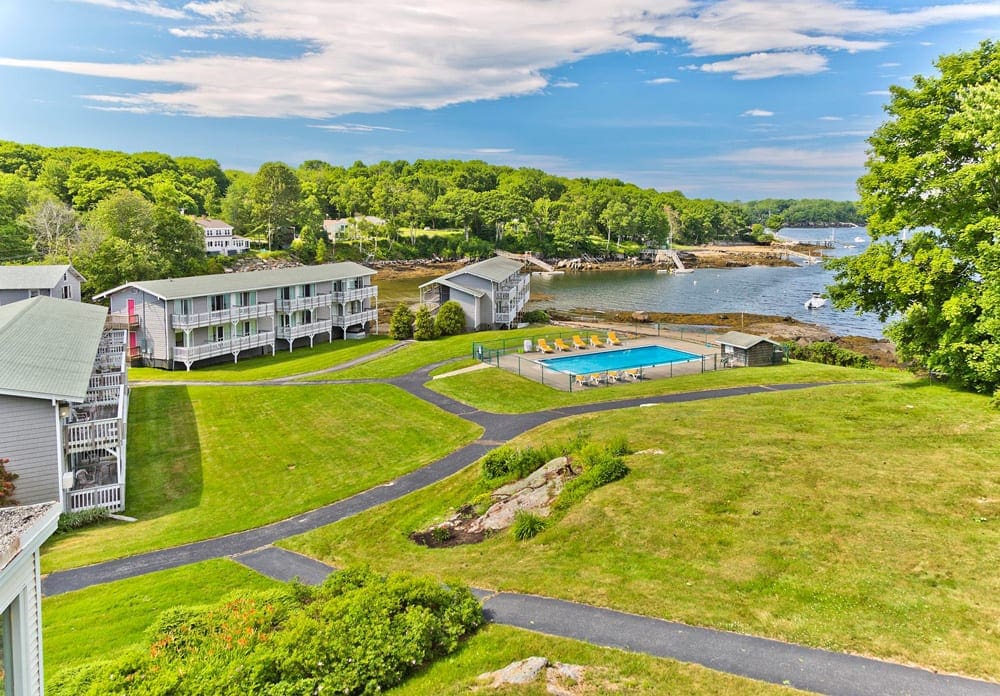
{"left": 588, "top": 373, "right": 603, "bottom": 386}
{"left": 537, "top": 338, "right": 555, "bottom": 354}
{"left": 572, "top": 334, "right": 588, "bottom": 349}
{"left": 590, "top": 334, "right": 605, "bottom": 348}
{"left": 606, "top": 370, "right": 620, "bottom": 383}
{"left": 623, "top": 368, "right": 640, "bottom": 382}
{"left": 574, "top": 374, "right": 589, "bottom": 388}
{"left": 554, "top": 338, "right": 572, "bottom": 352}
{"left": 607, "top": 331, "right": 622, "bottom": 346}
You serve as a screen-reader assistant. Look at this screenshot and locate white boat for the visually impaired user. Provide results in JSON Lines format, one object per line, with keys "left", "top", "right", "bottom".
{"left": 804, "top": 292, "right": 827, "bottom": 310}
{"left": 853, "top": 236, "right": 866, "bottom": 243}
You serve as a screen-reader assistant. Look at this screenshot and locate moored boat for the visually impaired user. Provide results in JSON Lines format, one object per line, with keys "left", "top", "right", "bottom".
{"left": 804, "top": 292, "right": 827, "bottom": 309}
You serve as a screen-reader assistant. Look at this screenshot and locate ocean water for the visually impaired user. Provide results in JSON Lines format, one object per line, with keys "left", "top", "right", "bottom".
{"left": 528, "top": 228, "right": 886, "bottom": 338}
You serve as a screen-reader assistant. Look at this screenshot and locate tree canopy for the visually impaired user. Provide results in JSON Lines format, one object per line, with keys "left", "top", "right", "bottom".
{"left": 829, "top": 40, "right": 1000, "bottom": 394}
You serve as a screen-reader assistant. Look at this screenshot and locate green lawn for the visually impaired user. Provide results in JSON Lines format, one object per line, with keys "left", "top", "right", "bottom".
{"left": 128, "top": 336, "right": 394, "bottom": 382}
{"left": 44, "top": 560, "right": 280, "bottom": 674}
{"left": 390, "top": 624, "right": 809, "bottom": 695}
{"left": 305, "top": 328, "right": 544, "bottom": 379}
{"left": 282, "top": 380, "right": 1000, "bottom": 680}
{"left": 426, "top": 360, "right": 904, "bottom": 413}
{"left": 42, "top": 383, "right": 482, "bottom": 571}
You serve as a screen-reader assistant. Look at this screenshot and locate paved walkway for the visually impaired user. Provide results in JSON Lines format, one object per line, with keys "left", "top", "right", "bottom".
{"left": 44, "top": 358, "right": 1000, "bottom": 696}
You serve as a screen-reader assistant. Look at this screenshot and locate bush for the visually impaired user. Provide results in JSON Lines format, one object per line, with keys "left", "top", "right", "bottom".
{"left": 435, "top": 301, "right": 466, "bottom": 336}
{"left": 511, "top": 511, "right": 546, "bottom": 541}
{"left": 0, "top": 457, "right": 18, "bottom": 506}
{"left": 555, "top": 441, "right": 631, "bottom": 512}
{"left": 479, "top": 446, "right": 548, "bottom": 488}
{"left": 412, "top": 305, "right": 439, "bottom": 341}
{"left": 49, "top": 568, "right": 483, "bottom": 696}
{"left": 785, "top": 341, "right": 873, "bottom": 368}
{"left": 55, "top": 506, "right": 110, "bottom": 534}
{"left": 521, "top": 309, "right": 550, "bottom": 324}
{"left": 389, "top": 305, "right": 414, "bottom": 340}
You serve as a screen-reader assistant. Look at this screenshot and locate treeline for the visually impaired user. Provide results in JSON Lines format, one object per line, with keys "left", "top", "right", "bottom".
{"left": 0, "top": 139, "right": 862, "bottom": 297}
{"left": 740, "top": 198, "right": 865, "bottom": 227}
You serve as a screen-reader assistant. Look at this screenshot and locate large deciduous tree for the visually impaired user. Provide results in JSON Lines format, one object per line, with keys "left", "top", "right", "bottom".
{"left": 828, "top": 41, "right": 1000, "bottom": 394}
{"left": 248, "top": 162, "right": 301, "bottom": 249}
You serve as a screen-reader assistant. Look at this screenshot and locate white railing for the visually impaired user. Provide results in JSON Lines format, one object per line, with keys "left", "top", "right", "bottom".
{"left": 174, "top": 331, "right": 275, "bottom": 362}
{"left": 331, "top": 286, "right": 377, "bottom": 303}
{"left": 275, "top": 293, "right": 332, "bottom": 312}
{"left": 68, "top": 484, "right": 123, "bottom": 513}
{"left": 89, "top": 371, "right": 124, "bottom": 390}
{"left": 276, "top": 319, "right": 334, "bottom": 341}
{"left": 65, "top": 418, "right": 120, "bottom": 454}
{"left": 84, "top": 385, "right": 120, "bottom": 407}
{"left": 171, "top": 303, "right": 274, "bottom": 330}
{"left": 336, "top": 309, "right": 378, "bottom": 327}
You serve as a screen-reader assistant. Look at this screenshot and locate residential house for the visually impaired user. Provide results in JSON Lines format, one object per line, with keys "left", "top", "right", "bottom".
{"left": 323, "top": 216, "right": 386, "bottom": 241}
{"left": 715, "top": 331, "right": 784, "bottom": 367}
{"left": 95, "top": 263, "right": 378, "bottom": 370}
{"left": 195, "top": 217, "right": 251, "bottom": 256}
{"left": 418, "top": 256, "right": 529, "bottom": 330}
{"left": 0, "top": 503, "right": 61, "bottom": 696}
{"left": 0, "top": 265, "right": 84, "bottom": 306}
{"left": 0, "top": 296, "right": 129, "bottom": 514}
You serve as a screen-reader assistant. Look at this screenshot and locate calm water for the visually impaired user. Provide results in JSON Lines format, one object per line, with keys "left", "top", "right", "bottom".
{"left": 540, "top": 345, "right": 701, "bottom": 375}
{"left": 529, "top": 228, "right": 886, "bottom": 338}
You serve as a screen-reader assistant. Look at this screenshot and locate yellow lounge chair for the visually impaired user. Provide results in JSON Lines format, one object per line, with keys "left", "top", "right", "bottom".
{"left": 572, "top": 334, "right": 588, "bottom": 349}
{"left": 588, "top": 373, "right": 603, "bottom": 386}
{"left": 623, "top": 368, "right": 640, "bottom": 381}
{"left": 536, "top": 338, "right": 555, "bottom": 354}
{"left": 590, "top": 334, "right": 605, "bottom": 348}
{"left": 607, "top": 370, "right": 620, "bottom": 382}
{"left": 607, "top": 331, "right": 622, "bottom": 346}
{"left": 554, "top": 338, "right": 572, "bottom": 352}
{"left": 574, "top": 374, "right": 589, "bottom": 388}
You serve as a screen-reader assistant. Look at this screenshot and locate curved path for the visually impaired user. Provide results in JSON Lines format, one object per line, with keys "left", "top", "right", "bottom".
{"left": 45, "top": 361, "right": 1000, "bottom": 696}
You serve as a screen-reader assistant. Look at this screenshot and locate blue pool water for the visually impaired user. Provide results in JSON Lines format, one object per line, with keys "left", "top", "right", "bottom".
{"left": 538, "top": 345, "right": 700, "bottom": 375}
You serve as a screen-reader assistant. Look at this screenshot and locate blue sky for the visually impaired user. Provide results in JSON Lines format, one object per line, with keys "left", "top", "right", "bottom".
{"left": 0, "top": 1, "right": 997, "bottom": 200}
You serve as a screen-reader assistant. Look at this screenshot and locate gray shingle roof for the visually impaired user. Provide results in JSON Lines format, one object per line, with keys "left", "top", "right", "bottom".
{"left": 94, "top": 262, "right": 376, "bottom": 301}
{"left": 423, "top": 256, "right": 524, "bottom": 286}
{"left": 0, "top": 297, "right": 107, "bottom": 402}
{"left": 0, "top": 264, "right": 82, "bottom": 290}
{"left": 715, "top": 331, "right": 780, "bottom": 349}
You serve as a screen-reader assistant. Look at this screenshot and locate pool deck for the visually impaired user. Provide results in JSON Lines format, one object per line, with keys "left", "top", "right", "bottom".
{"left": 496, "top": 334, "right": 723, "bottom": 391}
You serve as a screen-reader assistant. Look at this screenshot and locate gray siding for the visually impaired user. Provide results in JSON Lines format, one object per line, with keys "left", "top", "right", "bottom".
{"left": 0, "top": 396, "right": 60, "bottom": 505}
{"left": 50, "top": 273, "right": 81, "bottom": 302}
{"left": 0, "top": 289, "right": 31, "bottom": 306}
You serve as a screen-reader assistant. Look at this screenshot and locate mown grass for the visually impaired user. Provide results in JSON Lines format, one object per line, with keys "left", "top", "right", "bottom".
{"left": 128, "top": 336, "right": 394, "bottom": 382}
{"left": 43, "top": 383, "right": 482, "bottom": 572}
{"left": 282, "top": 381, "right": 1000, "bottom": 680}
{"left": 390, "top": 624, "right": 809, "bottom": 695}
{"left": 426, "top": 360, "right": 905, "bottom": 413}
{"left": 43, "top": 560, "right": 280, "bottom": 674}
{"left": 304, "top": 328, "right": 543, "bottom": 379}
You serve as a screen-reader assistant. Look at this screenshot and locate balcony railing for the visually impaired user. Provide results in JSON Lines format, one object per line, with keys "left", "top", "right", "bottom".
{"left": 171, "top": 303, "right": 274, "bottom": 330}
{"left": 331, "top": 286, "right": 377, "bottom": 303}
{"left": 106, "top": 313, "right": 139, "bottom": 330}
{"left": 174, "top": 331, "right": 275, "bottom": 362}
{"left": 275, "top": 293, "right": 332, "bottom": 312}
{"left": 336, "top": 309, "right": 378, "bottom": 328}
{"left": 65, "top": 418, "right": 121, "bottom": 455}
{"left": 68, "top": 483, "right": 123, "bottom": 513}
{"left": 276, "top": 319, "right": 334, "bottom": 341}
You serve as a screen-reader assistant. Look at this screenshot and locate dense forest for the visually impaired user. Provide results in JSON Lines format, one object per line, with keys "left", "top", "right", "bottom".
{"left": 0, "top": 139, "right": 862, "bottom": 296}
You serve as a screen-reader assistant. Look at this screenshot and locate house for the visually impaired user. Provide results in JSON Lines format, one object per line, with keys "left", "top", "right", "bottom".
{"left": 94, "top": 263, "right": 378, "bottom": 370}
{"left": 418, "top": 256, "right": 529, "bottom": 331}
{"left": 0, "top": 296, "right": 129, "bottom": 513}
{"left": 0, "top": 265, "right": 84, "bottom": 306}
{"left": 194, "top": 217, "right": 251, "bottom": 256}
{"left": 0, "top": 502, "right": 61, "bottom": 696}
{"left": 715, "top": 331, "right": 785, "bottom": 367}
{"left": 323, "top": 216, "right": 386, "bottom": 241}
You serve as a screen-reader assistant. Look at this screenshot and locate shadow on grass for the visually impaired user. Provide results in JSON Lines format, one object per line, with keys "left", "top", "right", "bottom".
{"left": 124, "top": 386, "right": 203, "bottom": 520}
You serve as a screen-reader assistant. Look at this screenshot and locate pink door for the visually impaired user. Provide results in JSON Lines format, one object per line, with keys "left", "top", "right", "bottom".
{"left": 127, "top": 299, "right": 137, "bottom": 351}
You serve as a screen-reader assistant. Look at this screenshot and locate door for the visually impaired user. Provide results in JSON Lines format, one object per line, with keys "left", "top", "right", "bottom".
{"left": 127, "top": 299, "right": 138, "bottom": 351}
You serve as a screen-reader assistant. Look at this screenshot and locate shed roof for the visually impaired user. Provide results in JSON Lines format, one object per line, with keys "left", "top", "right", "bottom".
{"left": 715, "top": 331, "right": 781, "bottom": 350}
{"left": 0, "top": 264, "right": 84, "bottom": 290}
{"left": 0, "top": 297, "right": 107, "bottom": 402}
{"left": 0, "top": 503, "right": 60, "bottom": 573}
{"left": 94, "top": 262, "right": 376, "bottom": 301}
{"left": 429, "top": 278, "right": 486, "bottom": 299}
{"left": 420, "top": 256, "right": 523, "bottom": 288}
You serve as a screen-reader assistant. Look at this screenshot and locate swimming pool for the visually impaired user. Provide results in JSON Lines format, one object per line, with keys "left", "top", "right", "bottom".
{"left": 538, "top": 344, "right": 701, "bottom": 375}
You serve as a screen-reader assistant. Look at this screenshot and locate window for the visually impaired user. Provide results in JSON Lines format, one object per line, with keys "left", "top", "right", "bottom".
{"left": 302, "top": 284, "right": 313, "bottom": 298}
{"left": 175, "top": 332, "right": 186, "bottom": 347}
{"left": 240, "top": 322, "right": 251, "bottom": 337}
{"left": 174, "top": 299, "right": 193, "bottom": 315}
{"left": 280, "top": 314, "right": 290, "bottom": 328}
{"left": 214, "top": 326, "right": 225, "bottom": 342}
{"left": 280, "top": 287, "right": 292, "bottom": 301}
{"left": 211, "top": 294, "right": 228, "bottom": 312}
{"left": 62, "top": 285, "right": 71, "bottom": 299}
{"left": 303, "top": 310, "right": 312, "bottom": 325}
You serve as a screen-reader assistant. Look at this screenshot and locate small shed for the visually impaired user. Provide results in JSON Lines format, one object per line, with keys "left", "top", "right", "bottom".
{"left": 715, "top": 331, "right": 784, "bottom": 367}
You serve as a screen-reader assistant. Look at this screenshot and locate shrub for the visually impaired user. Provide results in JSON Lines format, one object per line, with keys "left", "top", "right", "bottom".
{"left": 785, "top": 341, "right": 873, "bottom": 368}
{"left": 479, "top": 446, "right": 547, "bottom": 488}
{"left": 49, "top": 568, "right": 483, "bottom": 696}
{"left": 389, "top": 305, "right": 414, "bottom": 340}
{"left": 0, "top": 457, "right": 17, "bottom": 506}
{"left": 521, "top": 309, "right": 550, "bottom": 324}
{"left": 55, "top": 506, "right": 110, "bottom": 534}
{"left": 435, "top": 301, "right": 466, "bottom": 336}
{"left": 511, "top": 511, "right": 546, "bottom": 541}
{"left": 554, "top": 442, "right": 630, "bottom": 512}
{"left": 412, "top": 305, "right": 439, "bottom": 341}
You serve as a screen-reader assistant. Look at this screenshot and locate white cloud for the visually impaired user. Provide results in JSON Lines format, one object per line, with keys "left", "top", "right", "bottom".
{"left": 879, "top": 61, "right": 901, "bottom": 67}
{"left": 551, "top": 80, "right": 579, "bottom": 89}
{"left": 867, "top": 90, "right": 891, "bottom": 96}
{"left": 742, "top": 108, "right": 774, "bottom": 117}
{"left": 310, "top": 123, "right": 407, "bottom": 134}
{"left": 715, "top": 145, "right": 866, "bottom": 170}
{"left": 645, "top": 77, "right": 679, "bottom": 84}
{"left": 699, "top": 52, "right": 828, "bottom": 79}
{"left": 473, "top": 148, "right": 514, "bottom": 154}
{"left": 9, "top": 1, "right": 1000, "bottom": 117}
{"left": 819, "top": 115, "right": 843, "bottom": 121}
